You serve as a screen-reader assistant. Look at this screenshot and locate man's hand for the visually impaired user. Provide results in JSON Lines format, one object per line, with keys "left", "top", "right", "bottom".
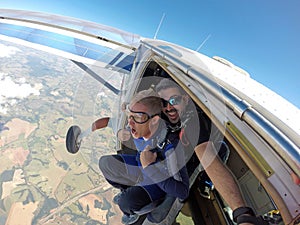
{"left": 140, "top": 145, "right": 157, "bottom": 168}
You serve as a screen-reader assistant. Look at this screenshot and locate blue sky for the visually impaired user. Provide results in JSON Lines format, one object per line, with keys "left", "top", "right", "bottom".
{"left": 1, "top": 0, "right": 299, "bottom": 108}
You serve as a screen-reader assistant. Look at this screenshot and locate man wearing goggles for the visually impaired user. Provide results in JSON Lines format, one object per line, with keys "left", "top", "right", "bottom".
{"left": 125, "top": 106, "right": 160, "bottom": 124}
{"left": 99, "top": 89, "right": 189, "bottom": 225}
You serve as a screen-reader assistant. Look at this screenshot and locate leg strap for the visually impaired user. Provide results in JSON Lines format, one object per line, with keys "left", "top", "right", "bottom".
{"left": 233, "top": 207, "right": 269, "bottom": 225}
{"left": 233, "top": 207, "right": 255, "bottom": 223}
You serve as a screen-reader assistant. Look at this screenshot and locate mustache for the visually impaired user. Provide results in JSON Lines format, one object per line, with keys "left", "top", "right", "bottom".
{"left": 165, "top": 108, "right": 177, "bottom": 114}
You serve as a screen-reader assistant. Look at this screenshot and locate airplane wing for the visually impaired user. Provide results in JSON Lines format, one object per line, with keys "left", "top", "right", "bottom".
{"left": 0, "top": 9, "right": 142, "bottom": 225}
{"left": 0, "top": 9, "right": 140, "bottom": 64}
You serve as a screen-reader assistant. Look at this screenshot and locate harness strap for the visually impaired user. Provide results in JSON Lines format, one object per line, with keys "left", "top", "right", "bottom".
{"left": 233, "top": 207, "right": 269, "bottom": 225}
{"left": 233, "top": 207, "right": 255, "bottom": 222}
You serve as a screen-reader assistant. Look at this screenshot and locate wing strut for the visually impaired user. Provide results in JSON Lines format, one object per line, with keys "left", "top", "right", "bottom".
{"left": 71, "top": 60, "right": 120, "bottom": 95}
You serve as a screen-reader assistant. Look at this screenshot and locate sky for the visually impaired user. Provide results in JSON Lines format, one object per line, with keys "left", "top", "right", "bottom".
{"left": 0, "top": 0, "right": 299, "bottom": 108}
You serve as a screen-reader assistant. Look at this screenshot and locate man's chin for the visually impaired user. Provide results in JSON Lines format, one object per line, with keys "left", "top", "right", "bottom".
{"left": 171, "top": 119, "right": 180, "bottom": 124}
{"left": 169, "top": 117, "right": 180, "bottom": 124}
{"left": 132, "top": 133, "right": 142, "bottom": 139}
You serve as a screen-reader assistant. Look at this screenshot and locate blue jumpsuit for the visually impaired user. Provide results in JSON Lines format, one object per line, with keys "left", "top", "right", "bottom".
{"left": 99, "top": 121, "right": 189, "bottom": 216}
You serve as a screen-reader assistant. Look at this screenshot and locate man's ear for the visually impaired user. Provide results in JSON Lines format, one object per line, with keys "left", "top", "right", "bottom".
{"left": 183, "top": 94, "right": 189, "bottom": 106}
{"left": 150, "top": 115, "right": 160, "bottom": 125}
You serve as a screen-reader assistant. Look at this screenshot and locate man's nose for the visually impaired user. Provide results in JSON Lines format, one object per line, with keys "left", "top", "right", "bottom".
{"left": 128, "top": 117, "right": 135, "bottom": 125}
{"left": 166, "top": 102, "right": 173, "bottom": 110}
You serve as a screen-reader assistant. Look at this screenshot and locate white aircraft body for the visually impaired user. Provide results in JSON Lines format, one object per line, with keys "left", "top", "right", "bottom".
{"left": 0, "top": 9, "right": 299, "bottom": 225}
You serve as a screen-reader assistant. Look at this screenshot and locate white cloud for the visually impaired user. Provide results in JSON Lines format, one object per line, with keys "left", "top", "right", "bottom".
{"left": 0, "top": 44, "right": 21, "bottom": 58}
{"left": 0, "top": 73, "right": 42, "bottom": 114}
{"left": 97, "top": 92, "right": 107, "bottom": 97}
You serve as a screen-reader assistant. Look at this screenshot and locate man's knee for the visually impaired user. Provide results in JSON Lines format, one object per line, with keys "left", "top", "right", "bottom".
{"left": 194, "top": 142, "right": 208, "bottom": 157}
{"left": 99, "top": 154, "right": 122, "bottom": 176}
{"left": 98, "top": 155, "right": 109, "bottom": 172}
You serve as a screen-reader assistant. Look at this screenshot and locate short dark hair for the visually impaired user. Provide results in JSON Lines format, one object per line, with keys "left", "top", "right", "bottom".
{"left": 155, "top": 78, "right": 185, "bottom": 95}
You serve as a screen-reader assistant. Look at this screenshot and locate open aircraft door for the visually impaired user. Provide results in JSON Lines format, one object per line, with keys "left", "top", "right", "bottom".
{"left": 0, "top": 9, "right": 145, "bottom": 225}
